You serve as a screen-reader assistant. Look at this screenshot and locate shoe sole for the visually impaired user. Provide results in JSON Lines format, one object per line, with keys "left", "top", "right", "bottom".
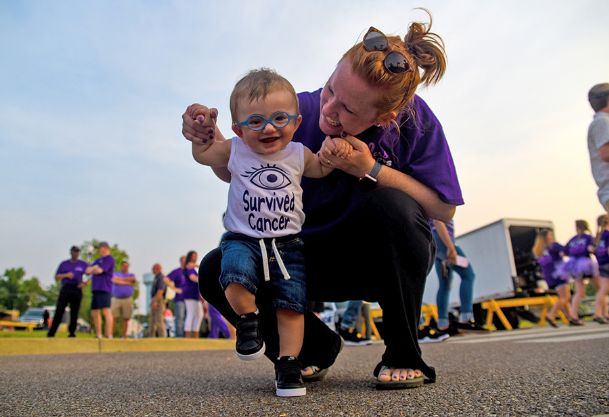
{"left": 344, "top": 340, "right": 373, "bottom": 346}
{"left": 376, "top": 376, "right": 425, "bottom": 390}
{"left": 418, "top": 335, "right": 449, "bottom": 344}
{"left": 236, "top": 342, "right": 266, "bottom": 361}
{"left": 275, "top": 383, "right": 306, "bottom": 397}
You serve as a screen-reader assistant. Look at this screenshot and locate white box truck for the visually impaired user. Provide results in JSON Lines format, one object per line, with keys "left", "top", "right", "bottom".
{"left": 422, "top": 218, "right": 554, "bottom": 328}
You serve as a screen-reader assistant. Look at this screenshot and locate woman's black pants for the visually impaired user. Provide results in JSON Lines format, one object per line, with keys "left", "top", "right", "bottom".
{"left": 199, "top": 187, "right": 436, "bottom": 381}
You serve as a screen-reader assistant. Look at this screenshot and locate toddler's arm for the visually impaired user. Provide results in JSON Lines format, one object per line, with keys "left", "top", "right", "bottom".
{"left": 192, "top": 138, "right": 232, "bottom": 168}
{"left": 303, "top": 146, "right": 333, "bottom": 178}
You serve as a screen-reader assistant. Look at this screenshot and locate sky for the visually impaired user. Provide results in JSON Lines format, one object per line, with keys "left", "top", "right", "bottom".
{"left": 1, "top": 1, "right": 609, "bottom": 301}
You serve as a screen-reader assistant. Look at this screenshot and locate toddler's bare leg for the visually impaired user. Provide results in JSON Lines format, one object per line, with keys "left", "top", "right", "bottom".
{"left": 225, "top": 283, "right": 256, "bottom": 315}
{"left": 277, "top": 309, "right": 304, "bottom": 358}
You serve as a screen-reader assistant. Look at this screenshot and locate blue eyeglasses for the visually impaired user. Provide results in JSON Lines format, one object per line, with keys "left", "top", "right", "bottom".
{"left": 235, "top": 111, "right": 299, "bottom": 132}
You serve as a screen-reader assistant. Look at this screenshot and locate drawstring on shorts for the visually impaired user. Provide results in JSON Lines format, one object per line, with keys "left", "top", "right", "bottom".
{"left": 258, "top": 238, "right": 291, "bottom": 282}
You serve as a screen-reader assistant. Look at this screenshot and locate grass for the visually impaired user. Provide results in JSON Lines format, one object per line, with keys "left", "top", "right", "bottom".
{"left": 0, "top": 330, "right": 96, "bottom": 338}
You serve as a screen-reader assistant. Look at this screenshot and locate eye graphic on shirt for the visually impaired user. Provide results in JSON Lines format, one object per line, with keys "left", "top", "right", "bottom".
{"left": 242, "top": 164, "right": 292, "bottom": 190}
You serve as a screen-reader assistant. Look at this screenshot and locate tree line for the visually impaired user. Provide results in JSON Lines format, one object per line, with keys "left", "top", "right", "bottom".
{"left": 0, "top": 239, "right": 136, "bottom": 321}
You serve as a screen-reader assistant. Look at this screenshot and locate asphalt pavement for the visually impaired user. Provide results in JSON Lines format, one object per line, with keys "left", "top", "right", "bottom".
{"left": 1, "top": 324, "right": 608, "bottom": 416}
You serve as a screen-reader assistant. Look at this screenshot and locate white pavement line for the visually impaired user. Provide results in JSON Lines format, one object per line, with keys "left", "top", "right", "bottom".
{"left": 516, "top": 333, "right": 609, "bottom": 343}
{"left": 449, "top": 327, "right": 609, "bottom": 344}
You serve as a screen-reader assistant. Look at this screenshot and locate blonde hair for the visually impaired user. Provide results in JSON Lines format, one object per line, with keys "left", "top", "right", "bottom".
{"left": 341, "top": 8, "right": 446, "bottom": 119}
{"left": 532, "top": 229, "right": 551, "bottom": 257}
{"left": 229, "top": 68, "right": 299, "bottom": 123}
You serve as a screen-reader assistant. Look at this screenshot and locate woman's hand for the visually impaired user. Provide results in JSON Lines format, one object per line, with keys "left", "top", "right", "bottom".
{"left": 446, "top": 247, "right": 458, "bottom": 265}
{"left": 318, "top": 134, "right": 375, "bottom": 178}
{"left": 182, "top": 104, "right": 218, "bottom": 145}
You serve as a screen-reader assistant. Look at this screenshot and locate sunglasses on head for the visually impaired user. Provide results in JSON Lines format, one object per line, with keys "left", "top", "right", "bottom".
{"left": 363, "top": 27, "right": 411, "bottom": 74}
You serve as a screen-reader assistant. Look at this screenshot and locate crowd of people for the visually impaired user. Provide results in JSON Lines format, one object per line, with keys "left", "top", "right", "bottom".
{"left": 534, "top": 218, "right": 609, "bottom": 326}
{"left": 47, "top": 244, "right": 233, "bottom": 340}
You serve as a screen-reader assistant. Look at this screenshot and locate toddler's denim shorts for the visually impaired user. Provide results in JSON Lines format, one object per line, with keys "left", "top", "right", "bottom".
{"left": 219, "top": 231, "right": 306, "bottom": 314}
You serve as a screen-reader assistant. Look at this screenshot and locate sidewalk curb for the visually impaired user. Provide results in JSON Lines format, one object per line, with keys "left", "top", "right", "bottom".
{"left": 0, "top": 338, "right": 235, "bottom": 356}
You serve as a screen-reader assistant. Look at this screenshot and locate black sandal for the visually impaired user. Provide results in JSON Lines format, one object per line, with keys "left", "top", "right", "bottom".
{"left": 301, "top": 336, "right": 344, "bottom": 382}
{"left": 301, "top": 366, "right": 329, "bottom": 382}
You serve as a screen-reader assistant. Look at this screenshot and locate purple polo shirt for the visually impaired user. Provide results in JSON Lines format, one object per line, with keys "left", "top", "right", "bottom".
{"left": 112, "top": 272, "right": 135, "bottom": 298}
{"left": 596, "top": 230, "right": 609, "bottom": 265}
{"left": 537, "top": 242, "right": 565, "bottom": 280}
{"left": 167, "top": 267, "right": 186, "bottom": 302}
{"left": 56, "top": 259, "right": 89, "bottom": 288}
{"left": 565, "top": 234, "right": 593, "bottom": 258}
{"left": 296, "top": 90, "right": 463, "bottom": 234}
{"left": 91, "top": 255, "right": 115, "bottom": 293}
{"left": 181, "top": 268, "right": 200, "bottom": 300}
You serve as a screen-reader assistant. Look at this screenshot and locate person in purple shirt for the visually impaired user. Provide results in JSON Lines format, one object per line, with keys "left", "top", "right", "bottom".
{"left": 430, "top": 219, "right": 480, "bottom": 335}
{"left": 111, "top": 260, "right": 137, "bottom": 338}
{"left": 89, "top": 241, "right": 116, "bottom": 338}
{"left": 532, "top": 229, "right": 574, "bottom": 327}
{"left": 182, "top": 12, "right": 461, "bottom": 389}
{"left": 182, "top": 250, "right": 203, "bottom": 338}
{"left": 47, "top": 245, "right": 90, "bottom": 338}
{"left": 593, "top": 215, "right": 609, "bottom": 324}
{"left": 565, "top": 220, "right": 599, "bottom": 325}
{"left": 166, "top": 255, "right": 186, "bottom": 337}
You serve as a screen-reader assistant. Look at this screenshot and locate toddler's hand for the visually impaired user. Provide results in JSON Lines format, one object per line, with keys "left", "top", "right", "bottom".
{"left": 331, "top": 137, "right": 353, "bottom": 158}
{"left": 320, "top": 137, "right": 353, "bottom": 159}
{"left": 183, "top": 104, "right": 218, "bottom": 146}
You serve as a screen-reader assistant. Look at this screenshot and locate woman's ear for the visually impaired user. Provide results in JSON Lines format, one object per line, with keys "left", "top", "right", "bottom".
{"left": 376, "top": 111, "right": 398, "bottom": 127}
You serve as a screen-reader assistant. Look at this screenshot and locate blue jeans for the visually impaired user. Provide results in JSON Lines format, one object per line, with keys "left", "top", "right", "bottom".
{"left": 433, "top": 231, "right": 475, "bottom": 328}
{"left": 219, "top": 232, "right": 307, "bottom": 313}
{"left": 340, "top": 300, "right": 363, "bottom": 330}
{"left": 174, "top": 300, "right": 186, "bottom": 337}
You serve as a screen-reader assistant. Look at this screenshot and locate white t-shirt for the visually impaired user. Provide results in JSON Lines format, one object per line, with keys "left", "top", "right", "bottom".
{"left": 588, "top": 112, "right": 609, "bottom": 207}
{"left": 223, "top": 137, "right": 306, "bottom": 238}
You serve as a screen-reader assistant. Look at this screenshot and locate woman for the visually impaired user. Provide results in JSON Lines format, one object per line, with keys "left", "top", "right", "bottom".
{"left": 182, "top": 12, "right": 461, "bottom": 388}
{"left": 565, "top": 220, "right": 599, "bottom": 324}
{"left": 593, "top": 215, "right": 609, "bottom": 323}
{"left": 532, "top": 229, "right": 573, "bottom": 326}
{"left": 182, "top": 250, "right": 204, "bottom": 338}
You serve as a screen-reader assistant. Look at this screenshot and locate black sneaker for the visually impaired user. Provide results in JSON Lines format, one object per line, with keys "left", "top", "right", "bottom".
{"left": 457, "top": 320, "right": 488, "bottom": 332}
{"left": 418, "top": 326, "right": 449, "bottom": 344}
{"left": 235, "top": 312, "right": 265, "bottom": 360}
{"left": 275, "top": 356, "right": 306, "bottom": 397}
{"left": 338, "top": 326, "right": 372, "bottom": 346}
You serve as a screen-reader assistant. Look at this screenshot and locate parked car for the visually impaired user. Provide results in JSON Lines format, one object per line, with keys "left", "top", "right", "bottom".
{"left": 18, "top": 306, "right": 68, "bottom": 330}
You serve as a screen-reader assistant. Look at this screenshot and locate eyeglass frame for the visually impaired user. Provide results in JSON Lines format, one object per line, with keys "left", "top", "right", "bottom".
{"left": 234, "top": 111, "right": 299, "bottom": 132}
{"left": 362, "top": 27, "right": 412, "bottom": 75}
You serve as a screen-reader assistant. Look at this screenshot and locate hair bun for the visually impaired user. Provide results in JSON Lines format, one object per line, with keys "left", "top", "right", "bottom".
{"left": 403, "top": 8, "right": 446, "bottom": 86}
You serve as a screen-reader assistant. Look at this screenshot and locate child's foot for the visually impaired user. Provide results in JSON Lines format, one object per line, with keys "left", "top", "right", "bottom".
{"left": 235, "top": 312, "right": 265, "bottom": 360}
{"left": 275, "top": 356, "right": 306, "bottom": 397}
